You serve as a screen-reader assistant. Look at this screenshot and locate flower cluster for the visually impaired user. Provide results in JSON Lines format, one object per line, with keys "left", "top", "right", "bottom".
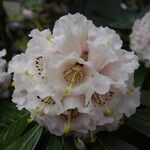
{"left": 130, "top": 11, "right": 150, "bottom": 67}
{"left": 0, "top": 49, "right": 10, "bottom": 91}
{"left": 9, "top": 13, "right": 140, "bottom": 136}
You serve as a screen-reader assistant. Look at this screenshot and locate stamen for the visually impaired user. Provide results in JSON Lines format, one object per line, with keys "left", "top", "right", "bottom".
{"left": 28, "top": 115, "right": 34, "bottom": 123}
{"left": 64, "top": 86, "right": 72, "bottom": 95}
{"left": 119, "top": 119, "right": 124, "bottom": 126}
{"left": 11, "top": 81, "right": 15, "bottom": 87}
{"left": 33, "top": 96, "right": 54, "bottom": 116}
{"left": 63, "top": 108, "right": 80, "bottom": 133}
{"left": 90, "top": 132, "right": 96, "bottom": 143}
{"left": 24, "top": 70, "right": 35, "bottom": 76}
{"left": 92, "top": 92, "right": 114, "bottom": 117}
{"left": 64, "top": 109, "right": 71, "bottom": 134}
{"left": 47, "top": 35, "right": 53, "bottom": 42}
{"left": 63, "top": 65, "right": 84, "bottom": 95}
{"left": 103, "top": 105, "right": 114, "bottom": 117}
{"left": 127, "top": 87, "right": 135, "bottom": 94}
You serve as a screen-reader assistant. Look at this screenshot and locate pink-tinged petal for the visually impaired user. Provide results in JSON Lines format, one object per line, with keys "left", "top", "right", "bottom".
{"left": 71, "top": 114, "right": 92, "bottom": 133}
{"left": 53, "top": 13, "right": 94, "bottom": 55}
{"left": 100, "top": 49, "right": 139, "bottom": 83}
{"left": 88, "top": 43, "right": 118, "bottom": 72}
{"left": 61, "top": 95, "right": 85, "bottom": 112}
{"left": 28, "top": 28, "right": 51, "bottom": 38}
{"left": 0, "top": 49, "right": 6, "bottom": 57}
{"left": 36, "top": 115, "right": 65, "bottom": 136}
{"left": 88, "top": 26, "right": 122, "bottom": 51}
{"left": 94, "top": 72, "right": 113, "bottom": 95}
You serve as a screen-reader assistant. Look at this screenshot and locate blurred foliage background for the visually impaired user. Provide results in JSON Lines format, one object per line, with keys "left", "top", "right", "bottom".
{"left": 0, "top": 0, "right": 150, "bottom": 150}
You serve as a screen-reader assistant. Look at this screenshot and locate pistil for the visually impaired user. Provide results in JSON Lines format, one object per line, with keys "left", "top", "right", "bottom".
{"left": 64, "top": 109, "right": 72, "bottom": 133}
{"left": 63, "top": 108, "right": 80, "bottom": 133}
{"left": 33, "top": 96, "right": 54, "bottom": 115}
{"left": 93, "top": 92, "right": 114, "bottom": 117}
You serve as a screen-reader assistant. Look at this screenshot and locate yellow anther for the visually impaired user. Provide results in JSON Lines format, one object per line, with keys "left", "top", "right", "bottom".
{"left": 24, "top": 70, "right": 34, "bottom": 76}
{"left": 127, "top": 87, "right": 135, "bottom": 94}
{"left": 11, "top": 81, "right": 15, "bottom": 87}
{"left": 64, "top": 126, "right": 70, "bottom": 134}
{"left": 90, "top": 132, "right": 96, "bottom": 143}
{"left": 27, "top": 117, "right": 34, "bottom": 123}
{"left": 33, "top": 96, "right": 53, "bottom": 116}
{"left": 33, "top": 107, "right": 43, "bottom": 115}
{"left": 119, "top": 120, "right": 124, "bottom": 126}
{"left": 47, "top": 36, "right": 53, "bottom": 42}
{"left": 104, "top": 107, "right": 114, "bottom": 117}
{"left": 64, "top": 86, "right": 72, "bottom": 95}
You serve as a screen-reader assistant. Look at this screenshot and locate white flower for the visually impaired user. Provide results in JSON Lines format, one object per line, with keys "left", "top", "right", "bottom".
{"left": 120, "top": 3, "right": 127, "bottom": 10}
{"left": 90, "top": 75, "right": 140, "bottom": 131}
{"left": 22, "top": 8, "right": 33, "bottom": 19}
{"left": 9, "top": 13, "right": 139, "bottom": 136}
{"left": 36, "top": 95, "right": 94, "bottom": 136}
{"left": 0, "top": 49, "right": 10, "bottom": 91}
{"left": 130, "top": 11, "right": 150, "bottom": 67}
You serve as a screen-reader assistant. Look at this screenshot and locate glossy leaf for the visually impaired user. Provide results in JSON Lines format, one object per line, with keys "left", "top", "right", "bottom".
{"left": 134, "top": 64, "right": 147, "bottom": 87}
{"left": 5, "top": 125, "right": 43, "bottom": 150}
{"left": 126, "top": 109, "right": 150, "bottom": 137}
{"left": 140, "top": 90, "right": 150, "bottom": 107}
{"left": 0, "top": 105, "right": 29, "bottom": 149}
{"left": 63, "top": 137, "right": 76, "bottom": 150}
{"left": 92, "top": 134, "right": 138, "bottom": 150}
{"left": 46, "top": 135, "right": 76, "bottom": 150}
{"left": 46, "top": 134, "right": 62, "bottom": 150}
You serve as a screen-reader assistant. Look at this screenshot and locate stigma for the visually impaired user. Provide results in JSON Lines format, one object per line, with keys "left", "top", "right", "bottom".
{"left": 62, "top": 108, "right": 80, "bottom": 133}
{"left": 33, "top": 96, "right": 55, "bottom": 115}
{"left": 127, "top": 87, "right": 135, "bottom": 94}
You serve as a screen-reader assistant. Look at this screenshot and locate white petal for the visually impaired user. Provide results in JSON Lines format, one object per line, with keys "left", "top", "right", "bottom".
{"left": 88, "top": 43, "right": 118, "bottom": 71}
{"left": 88, "top": 26, "right": 122, "bottom": 51}
{"left": 53, "top": 13, "right": 94, "bottom": 55}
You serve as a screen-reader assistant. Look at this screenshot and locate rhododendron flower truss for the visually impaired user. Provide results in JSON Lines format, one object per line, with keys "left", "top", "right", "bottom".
{"left": 130, "top": 11, "right": 150, "bottom": 67}
{"left": 9, "top": 13, "right": 140, "bottom": 136}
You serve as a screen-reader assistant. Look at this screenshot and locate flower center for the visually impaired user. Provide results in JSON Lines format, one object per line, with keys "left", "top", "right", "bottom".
{"left": 91, "top": 91, "right": 114, "bottom": 117}
{"left": 63, "top": 63, "right": 84, "bottom": 95}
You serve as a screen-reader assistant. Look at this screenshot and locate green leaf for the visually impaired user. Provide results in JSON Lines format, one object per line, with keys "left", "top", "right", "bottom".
{"left": 140, "top": 90, "right": 150, "bottom": 107}
{"left": 134, "top": 64, "right": 147, "bottom": 87}
{"left": 134, "top": 5, "right": 150, "bottom": 19}
{"left": 0, "top": 105, "right": 29, "bottom": 149}
{"left": 92, "top": 134, "right": 138, "bottom": 150}
{"left": 4, "top": 125, "right": 43, "bottom": 150}
{"left": 46, "top": 135, "right": 62, "bottom": 150}
{"left": 63, "top": 137, "right": 76, "bottom": 150}
{"left": 86, "top": 0, "right": 133, "bottom": 29}
{"left": 126, "top": 109, "right": 150, "bottom": 137}
{"left": 46, "top": 135, "right": 76, "bottom": 150}
{"left": 24, "top": 0, "right": 42, "bottom": 10}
